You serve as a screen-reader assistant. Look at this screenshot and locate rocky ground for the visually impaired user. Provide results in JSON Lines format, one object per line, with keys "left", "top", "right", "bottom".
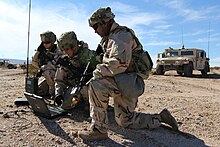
{"left": 0, "top": 68, "right": 220, "bottom": 146}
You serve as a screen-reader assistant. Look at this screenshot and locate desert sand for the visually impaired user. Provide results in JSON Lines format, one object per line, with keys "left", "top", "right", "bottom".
{"left": 0, "top": 68, "right": 219, "bottom": 146}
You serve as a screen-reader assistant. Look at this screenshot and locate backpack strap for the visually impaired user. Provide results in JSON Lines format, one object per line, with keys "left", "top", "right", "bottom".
{"left": 111, "top": 26, "right": 143, "bottom": 51}
{"left": 111, "top": 26, "right": 153, "bottom": 77}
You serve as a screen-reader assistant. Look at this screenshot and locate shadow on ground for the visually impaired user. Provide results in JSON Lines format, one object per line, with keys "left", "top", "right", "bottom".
{"left": 172, "top": 73, "right": 220, "bottom": 79}
{"left": 79, "top": 108, "right": 209, "bottom": 147}
{"left": 38, "top": 117, "right": 75, "bottom": 145}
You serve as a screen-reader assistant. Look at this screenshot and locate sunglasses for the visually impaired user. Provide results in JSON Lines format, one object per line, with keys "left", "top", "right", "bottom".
{"left": 43, "top": 41, "right": 51, "bottom": 44}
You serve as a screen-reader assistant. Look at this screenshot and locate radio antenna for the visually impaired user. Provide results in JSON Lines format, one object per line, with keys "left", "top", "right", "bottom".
{"left": 181, "top": 26, "right": 184, "bottom": 45}
{"left": 207, "top": 22, "right": 210, "bottom": 58}
{"left": 26, "top": 0, "right": 31, "bottom": 77}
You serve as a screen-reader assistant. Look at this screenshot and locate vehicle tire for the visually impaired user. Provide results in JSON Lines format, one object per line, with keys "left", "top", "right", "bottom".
{"left": 7, "top": 64, "right": 14, "bottom": 69}
{"left": 156, "top": 65, "right": 165, "bottom": 75}
{"left": 177, "top": 71, "right": 183, "bottom": 75}
{"left": 201, "top": 62, "right": 209, "bottom": 75}
{"left": 184, "top": 62, "right": 193, "bottom": 77}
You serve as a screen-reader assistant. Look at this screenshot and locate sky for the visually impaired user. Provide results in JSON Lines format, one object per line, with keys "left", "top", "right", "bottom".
{"left": 0, "top": 0, "right": 220, "bottom": 67}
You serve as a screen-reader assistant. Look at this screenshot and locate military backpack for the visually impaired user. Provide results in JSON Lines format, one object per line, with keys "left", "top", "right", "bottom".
{"left": 119, "top": 26, "right": 153, "bottom": 77}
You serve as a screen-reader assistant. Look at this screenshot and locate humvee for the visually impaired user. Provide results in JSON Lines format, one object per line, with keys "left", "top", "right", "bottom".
{"left": 0, "top": 59, "right": 17, "bottom": 69}
{"left": 156, "top": 46, "right": 210, "bottom": 76}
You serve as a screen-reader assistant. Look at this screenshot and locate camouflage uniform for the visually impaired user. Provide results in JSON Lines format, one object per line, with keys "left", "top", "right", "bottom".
{"left": 55, "top": 42, "right": 97, "bottom": 109}
{"left": 55, "top": 31, "right": 98, "bottom": 110}
{"left": 79, "top": 7, "right": 178, "bottom": 141}
{"left": 32, "top": 31, "right": 63, "bottom": 97}
{"left": 88, "top": 21, "right": 163, "bottom": 133}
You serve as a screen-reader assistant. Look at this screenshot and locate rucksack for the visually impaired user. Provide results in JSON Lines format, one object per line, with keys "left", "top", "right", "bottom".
{"left": 130, "top": 49, "right": 153, "bottom": 76}
{"left": 121, "top": 26, "right": 153, "bottom": 76}
{"left": 103, "top": 25, "right": 153, "bottom": 77}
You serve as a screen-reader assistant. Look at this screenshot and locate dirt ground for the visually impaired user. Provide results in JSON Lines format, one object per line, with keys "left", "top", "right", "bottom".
{"left": 0, "top": 68, "right": 219, "bottom": 147}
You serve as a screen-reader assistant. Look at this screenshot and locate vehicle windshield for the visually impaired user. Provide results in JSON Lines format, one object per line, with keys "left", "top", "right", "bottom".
{"left": 166, "top": 52, "right": 178, "bottom": 57}
{"left": 181, "top": 51, "right": 194, "bottom": 56}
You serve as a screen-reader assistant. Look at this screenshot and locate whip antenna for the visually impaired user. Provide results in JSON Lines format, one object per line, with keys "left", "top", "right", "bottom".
{"left": 181, "top": 26, "right": 184, "bottom": 45}
{"left": 26, "top": 0, "right": 31, "bottom": 77}
{"left": 14, "top": 0, "right": 32, "bottom": 106}
{"left": 207, "top": 22, "right": 210, "bottom": 58}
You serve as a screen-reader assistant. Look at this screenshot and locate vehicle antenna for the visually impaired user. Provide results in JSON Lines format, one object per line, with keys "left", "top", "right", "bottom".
{"left": 26, "top": 0, "right": 31, "bottom": 77}
{"left": 181, "top": 26, "right": 184, "bottom": 46}
{"left": 207, "top": 22, "right": 210, "bottom": 58}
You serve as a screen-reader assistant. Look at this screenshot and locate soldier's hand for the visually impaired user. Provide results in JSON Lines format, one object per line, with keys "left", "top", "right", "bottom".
{"left": 35, "top": 69, "right": 43, "bottom": 77}
{"left": 96, "top": 53, "right": 104, "bottom": 63}
{"left": 55, "top": 95, "right": 64, "bottom": 106}
{"left": 95, "top": 44, "right": 103, "bottom": 56}
{"left": 56, "top": 55, "right": 69, "bottom": 67}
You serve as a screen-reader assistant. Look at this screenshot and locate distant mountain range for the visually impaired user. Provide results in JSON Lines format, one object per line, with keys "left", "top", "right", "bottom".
{"left": 0, "top": 58, "right": 29, "bottom": 64}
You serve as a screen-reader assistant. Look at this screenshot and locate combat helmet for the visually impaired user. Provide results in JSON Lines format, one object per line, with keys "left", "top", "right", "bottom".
{"left": 40, "top": 31, "right": 56, "bottom": 43}
{"left": 88, "top": 7, "right": 115, "bottom": 27}
{"left": 57, "top": 31, "right": 78, "bottom": 51}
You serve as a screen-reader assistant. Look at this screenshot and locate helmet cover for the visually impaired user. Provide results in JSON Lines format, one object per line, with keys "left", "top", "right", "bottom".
{"left": 57, "top": 31, "right": 78, "bottom": 51}
{"left": 40, "top": 31, "right": 56, "bottom": 43}
{"left": 88, "top": 7, "right": 115, "bottom": 27}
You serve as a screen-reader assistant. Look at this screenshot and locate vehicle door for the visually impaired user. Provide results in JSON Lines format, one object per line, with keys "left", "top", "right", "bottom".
{"left": 196, "top": 51, "right": 205, "bottom": 69}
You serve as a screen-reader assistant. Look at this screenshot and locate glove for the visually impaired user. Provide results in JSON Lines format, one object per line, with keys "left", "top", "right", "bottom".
{"left": 96, "top": 53, "right": 104, "bottom": 63}
{"left": 55, "top": 95, "right": 64, "bottom": 106}
{"left": 56, "top": 55, "right": 69, "bottom": 67}
{"left": 35, "top": 69, "right": 43, "bottom": 77}
{"left": 95, "top": 44, "right": 103, "bottom": 56}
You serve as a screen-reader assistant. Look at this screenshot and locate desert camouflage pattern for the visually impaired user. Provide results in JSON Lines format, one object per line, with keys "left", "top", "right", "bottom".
{"left": 57, "top": 31, "right": 78, "bottom": 51}
{"left": 40, "top": 31, "right": 56, "bottom": 43}
{"left": 32, "top": 44, "right": 63, "bottom": 96}
{"left": 55, "top": 42, "right": 97, "bottom": 109}
{"left": 89, "top": 22, "right": 161, "bottom": 133}
{"left": 88, "top": 7, "right": 115, "bottom": 27}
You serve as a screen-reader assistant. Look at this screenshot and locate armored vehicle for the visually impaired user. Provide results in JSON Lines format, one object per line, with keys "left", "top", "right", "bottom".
{"left": 156, "top": 46, "right": 210, "bottom": 76}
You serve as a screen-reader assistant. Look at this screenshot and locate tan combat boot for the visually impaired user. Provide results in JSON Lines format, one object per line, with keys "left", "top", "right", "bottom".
{"left": 78, "top": 128, "right": 108, "bottom": 141}
{"left": 160, "top": 108, "right": 179, "bottom": 131}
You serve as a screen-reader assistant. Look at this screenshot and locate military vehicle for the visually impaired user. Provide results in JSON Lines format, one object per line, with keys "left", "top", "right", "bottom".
{"left": 0, "top": 59, "right": 17, "bottom": 69}
{"left": 156, "top": 45, "right": 210, "bottom": 76}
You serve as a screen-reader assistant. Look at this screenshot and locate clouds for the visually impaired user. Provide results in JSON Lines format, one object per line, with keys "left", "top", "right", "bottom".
{"left": 111, "top": 2, "right": 166, "bottom": 28}
{"left": 144, "top": 41, "right": 179, "bottom": 46}
{"left": 0, "top": 1, "right": 100, "bottom": 59}
{"left": 0, "top": 1, "right": 29, "bottom": 58}
{"left": 211, "top": 57, "right": 220, "bottom": 67}
{"left": 0, "top": 0, "right": 219, "bottom": 66}
{"left": 165, "top": 0, "right": 220, "bottom": 22}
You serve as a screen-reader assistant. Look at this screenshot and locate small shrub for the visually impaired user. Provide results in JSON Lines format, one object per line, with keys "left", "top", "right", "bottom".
{"left": 20, "top": 64, "right": 39, "bottom": 75}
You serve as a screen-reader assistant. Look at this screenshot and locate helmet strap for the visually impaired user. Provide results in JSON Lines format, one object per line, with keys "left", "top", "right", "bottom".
{"left": 102, "top": 20, "right": 114, "bottom": 36}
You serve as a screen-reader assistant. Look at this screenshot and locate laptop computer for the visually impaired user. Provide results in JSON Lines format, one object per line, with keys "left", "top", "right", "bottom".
{"left": 24, "top": 92, "right": 67, "bottom": 119}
